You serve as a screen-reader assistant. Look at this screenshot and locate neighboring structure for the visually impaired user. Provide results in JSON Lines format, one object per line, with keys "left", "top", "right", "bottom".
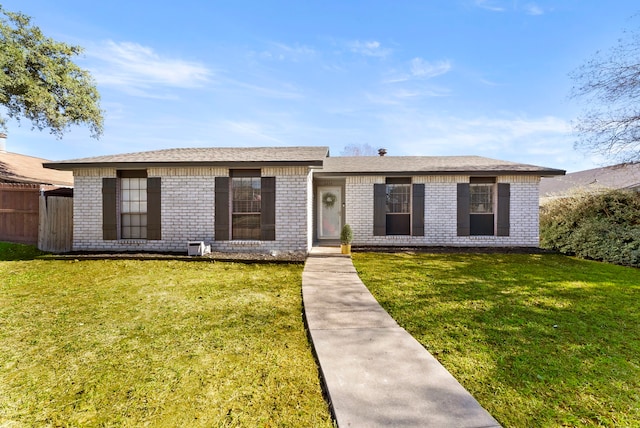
{"left": 540, "top": 162, "right": 640, "bottom": 203}
{"left": 0, "top": 139, "right": 73, "bottom": 187}
{"left": 44, "top": 146, "right": 564, "bottom": 254}
{"left": 1, "top": 134, "right": 74, "bottom": 247}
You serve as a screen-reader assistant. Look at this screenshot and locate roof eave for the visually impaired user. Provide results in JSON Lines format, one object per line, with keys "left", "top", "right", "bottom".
{"left": 314, "top": 169, "right": 566, "bottom": 177}
{"left": 44, "top": 160, "right": 325, "bottom": 171}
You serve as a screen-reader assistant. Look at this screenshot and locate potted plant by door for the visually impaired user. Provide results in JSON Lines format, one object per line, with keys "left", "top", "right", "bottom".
{"left": 340, "top": 224, "right": 353, "bottom": 255}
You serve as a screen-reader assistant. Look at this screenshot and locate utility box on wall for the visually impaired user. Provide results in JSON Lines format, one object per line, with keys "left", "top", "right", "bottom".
{"left": 187, "top": 241, "right": 209, "bottom": 256}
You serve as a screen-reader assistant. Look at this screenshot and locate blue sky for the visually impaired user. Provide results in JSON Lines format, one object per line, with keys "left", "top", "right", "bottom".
{"left": 2, "top": 1, "right": 639, "bottom": 172}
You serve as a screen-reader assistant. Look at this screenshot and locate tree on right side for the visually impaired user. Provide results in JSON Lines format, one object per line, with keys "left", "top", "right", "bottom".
{"left": 570, "top": 22, "right": 640, "bottom": 162}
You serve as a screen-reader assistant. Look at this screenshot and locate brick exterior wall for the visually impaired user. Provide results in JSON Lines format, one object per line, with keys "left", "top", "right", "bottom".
{"left": 345, "top": 174, "right": 541, "bottom": 247}
{"left": 72, "top": 166, "right": 313, "bottom": 254}
{"left": 215, "top": 167, "right": 311, "bottom": 254}
{"left": 306, "top": 170, "right": 315, "bottom": 250}
{"left": 72, "top": 167, "right": 542, "bottom": 253}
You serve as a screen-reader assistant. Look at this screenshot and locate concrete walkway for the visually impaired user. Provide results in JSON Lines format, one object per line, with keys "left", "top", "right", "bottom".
{"left": 303, "top": 247, "right": 501, "bottom": 428}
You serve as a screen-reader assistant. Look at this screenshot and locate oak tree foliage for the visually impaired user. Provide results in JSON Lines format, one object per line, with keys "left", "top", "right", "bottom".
{"left": 570, "top": 22, "right": 640, "bottom": 162}
{"left": 0, "top": 6, "right": 103, "bottom": 138}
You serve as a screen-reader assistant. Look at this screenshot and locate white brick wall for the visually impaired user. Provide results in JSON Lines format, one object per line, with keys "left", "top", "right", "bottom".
{"left": 72, "top": 167, "right": 542, "bottom": 253}
{"left": 214, "top": 168, "right": 312, "bottom": 254}
{"left": 73, "top": 173, "right": 113, "bottom": 250}
{"left": 345, "top": 175, "right": 541, "bottom": 247}
{"left": 72, "top": 166, "right": 312, "bottom": 254}
{"left": 306, "top": 169, "right": 315, "bottom": 250}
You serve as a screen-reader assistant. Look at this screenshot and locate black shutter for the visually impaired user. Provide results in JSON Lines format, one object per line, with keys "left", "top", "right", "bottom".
{"left": 102, "top": 178, "right": 118, "bottom": 241}
{"left": 373, "top": 183, "right": 386, "bottom": 236}
{"left": 457, "top": 183, "right": 470, "bottom": 236}
{"left": 412, "top": 183, "right": 425, "bottom": 236}
{"left": 261, "top": 177, "right": 276, "bottom": 241}
{"left": 215, "top": 177, "right": 230, "bottom": 241}
{"left": 147, "top": 177, "right": 162, "bottom": 240}
{"left": 102, "top": 178, "right": 117, "bottom": 240}
{"left": 497, "top": 183, "right": 510, "bottom": 236}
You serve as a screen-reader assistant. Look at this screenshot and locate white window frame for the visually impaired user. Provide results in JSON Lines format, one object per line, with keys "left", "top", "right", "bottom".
{"left": 120, "top": 177, "right": 148, "bottom": 239}
{"left": 231, "top": 176, "right": 262, "bottom": 240}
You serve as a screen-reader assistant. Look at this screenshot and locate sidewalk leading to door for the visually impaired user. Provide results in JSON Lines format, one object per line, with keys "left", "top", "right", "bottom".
{"left": 302, "top": 249, "right": 501, "bottom": 427}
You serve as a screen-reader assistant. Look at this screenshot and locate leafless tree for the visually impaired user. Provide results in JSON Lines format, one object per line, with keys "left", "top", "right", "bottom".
{"left": 340, "top": 143, "right": 378, "bottom": 156}
{"left": 570, "top": 22, "right": 640, "bottom": 162}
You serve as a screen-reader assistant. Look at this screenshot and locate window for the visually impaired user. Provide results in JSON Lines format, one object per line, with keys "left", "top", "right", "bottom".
{"left": 232, "top": 176, "right": 262, "bottom": 240}
{"left": 387, "top": 184, "right": 410, "bottom": 213}
{"left": 373, "top": 180, "right": 424, "bottom": 237}
{"left": 469, "top": 183, "right": 494, "bottom": 235}
{"left": 386, "top": 178, "right": 411, "bottom": 235}
{"left": 214, "top": 171, "right": 276, "bottom": 241}
{"left": 457, "top": 180, "right": 510, "bottom": 237}
{"left": 470, "top": 184, "right": 493, "bottom": 214}
{"left": 102, "top": 172, "right": 161, "bottom": 241}
{"left": 121, "top": 176, "right": 147, "bottom": 239}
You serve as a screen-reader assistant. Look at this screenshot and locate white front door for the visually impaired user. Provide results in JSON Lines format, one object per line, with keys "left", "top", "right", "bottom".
{"left": 317, "top": 186, "right": 342, "bottom": 239}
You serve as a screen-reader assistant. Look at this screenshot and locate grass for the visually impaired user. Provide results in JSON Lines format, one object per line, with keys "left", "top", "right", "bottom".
{"left": 0, "top": 244, "right": 333, "bottom": 427}
{"left": 0, "top": 241, "right": 47, "bottom": 260}
{"left": 353, "top": 252, "right": 640, "bottom": 427}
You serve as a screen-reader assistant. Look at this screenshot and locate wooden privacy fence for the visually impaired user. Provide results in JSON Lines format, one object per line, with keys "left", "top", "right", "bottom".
{"left": 0, "top": 183, "right": 73, "bottom": 252}
{"left": 0, "top": 183, "right": 40, "bottom": 245}
{"left": 38, "top": 194, "right": 73, "bottom": 253}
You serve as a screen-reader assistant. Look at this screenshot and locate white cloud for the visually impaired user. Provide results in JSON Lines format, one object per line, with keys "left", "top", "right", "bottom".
{"left": 229, "top": 80, "right": 303, "bottom": 100}
{"left": 475, "top": 0, "right": 547, "bottom": 15}
{"left": 474, "top": 0, "right": 506, "bottom": 12}
{"left": 465, "top": 116, "right": 569, "bottom": 139}
{"left": 347, "top": 40, "right": 392, "bottom": 58}
{"left": 524, "top": 3, "right": 544, "bottom": 15}
{"left": 88, "top": 40, "right": 211, "bottom": 94}
{"left": 257, "top": 42, "right": 316, "bottom": 62}
{"left": 375, "top": 111, "right": 575, "bottom": 168}
{"left": 365, "top": 85, "right": 452, "bottom": 105}
{"left": 221, "top": 120, "right": 284, "bottom": 144}
{"left": 410, "top": 58, "right": 452, "bottom": 78}
{"left": 382, "top": 58, "right": 452, "bottom": 85}
{"left": 479, "top": 78, "right": 501, "bottom": 86}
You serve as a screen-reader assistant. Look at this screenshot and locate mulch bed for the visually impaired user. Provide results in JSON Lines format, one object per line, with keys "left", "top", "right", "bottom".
{"left": 47, "top": 250, "right": 308, "bottom": 263}
{"left": 352, "top": 246, "right": 556, "bottom": 254}
{"left": 44, "top": 246, "right": 555, "bottom": 263}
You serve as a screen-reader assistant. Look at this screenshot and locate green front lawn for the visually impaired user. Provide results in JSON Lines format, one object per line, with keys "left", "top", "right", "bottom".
{"left": 0, "top": 246, "right": 333, "bottom": 427}
{"left": 353, "top": 252, "right": 640, "bottom": 427}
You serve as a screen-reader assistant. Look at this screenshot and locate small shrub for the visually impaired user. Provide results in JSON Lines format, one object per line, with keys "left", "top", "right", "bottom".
{"left": 340, "top": 224, "right": 353, "bottom": 244}
{"left": 540, "top": 189, "right": 640, "bottom": 267}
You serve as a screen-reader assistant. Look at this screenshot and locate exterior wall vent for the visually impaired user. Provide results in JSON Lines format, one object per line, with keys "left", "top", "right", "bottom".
{"left": 187, "top": 241, "right": 210, "bottom": 256}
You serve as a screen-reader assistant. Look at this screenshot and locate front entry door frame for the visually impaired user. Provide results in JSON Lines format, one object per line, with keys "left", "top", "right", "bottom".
{"left": 317, "top": 186, "right": 342, "bottom": 240}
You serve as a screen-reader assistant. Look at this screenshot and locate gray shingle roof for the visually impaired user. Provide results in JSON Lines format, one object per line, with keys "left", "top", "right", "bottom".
{"left": 45, "top": 146, "right": 330, "bottom": 169}
{"left": 540, "top": 162, "right": 640, "bottom": 196}
{"left": 43, "top": 145, "right": 565, "bottom": 177}
{"left": 319, "top": 155, "right": 565, "bottom": 176}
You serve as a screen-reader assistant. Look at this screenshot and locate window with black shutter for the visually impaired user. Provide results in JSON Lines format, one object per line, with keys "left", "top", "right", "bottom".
{"left": 373, "top": 179, "right": 424, "bottom": 236}
{"left": 385, "top": 178, "right": 411, "bottom": 235}
{"left": 457, "top": 178, "right": 510, "bottom": 237}
{"left": 469, "top": 178, "right": 495, "bottom": 236}
{"left": 101, "top": 171, "right": 161, "bottom": 240}
{"left": 215, "top": 170, "right": 276, "bottom": 241}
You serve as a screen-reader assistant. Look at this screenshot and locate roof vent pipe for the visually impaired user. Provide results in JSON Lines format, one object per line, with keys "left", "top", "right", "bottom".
{"left": 378, "top": 148, "right": 387, "bottom": 156}
{"left": 0, "top": 133, "right": 6, "bottom": 153}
